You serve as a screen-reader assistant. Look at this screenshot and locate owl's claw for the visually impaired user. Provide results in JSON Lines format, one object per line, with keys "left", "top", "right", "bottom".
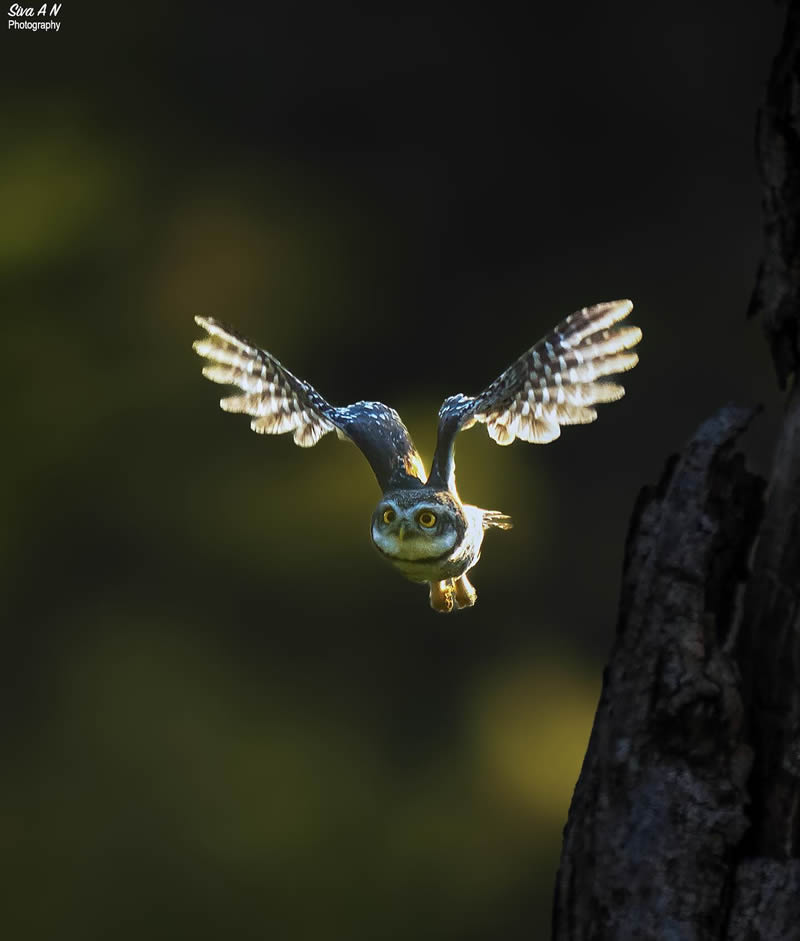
{"left": 453, "top": 574, "right": 477, "bottom": 609}
{"left": 429, "top": 576, "right": 477, "bottom": 612}
{"left": 429, "top": 579, "right": 456, "bottom": 613}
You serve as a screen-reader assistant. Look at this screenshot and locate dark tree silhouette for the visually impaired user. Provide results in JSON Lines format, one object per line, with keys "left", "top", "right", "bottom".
{"left": 552, "top": 3, "right": 800, "bottom": 938}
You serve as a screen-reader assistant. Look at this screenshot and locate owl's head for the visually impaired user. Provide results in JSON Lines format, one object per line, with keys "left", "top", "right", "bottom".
{"left": 370, "top": 488, "right": 466, "bottom": 562}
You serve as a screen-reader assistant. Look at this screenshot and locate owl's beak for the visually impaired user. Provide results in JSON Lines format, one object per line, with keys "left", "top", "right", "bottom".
{"left": 396, "top": 521, "right": 410, "bottom": 542}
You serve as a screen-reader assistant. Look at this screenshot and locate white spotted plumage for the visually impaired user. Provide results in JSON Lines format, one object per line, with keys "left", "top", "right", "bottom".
{"left": 462, "top": 299, "right": 641, "bottom": 449}
{"left": 193, "top": 299, "right": 641, "bottom": 612}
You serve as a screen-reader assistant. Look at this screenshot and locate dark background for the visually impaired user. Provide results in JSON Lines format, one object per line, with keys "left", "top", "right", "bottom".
{"left": 3, "top": 3, "right": 786, "bottom": 938}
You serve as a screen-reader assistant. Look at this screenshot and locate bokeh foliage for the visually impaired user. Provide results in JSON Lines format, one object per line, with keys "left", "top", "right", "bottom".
{"left": 3, "top": 4, "right": 784, "bottom": 938}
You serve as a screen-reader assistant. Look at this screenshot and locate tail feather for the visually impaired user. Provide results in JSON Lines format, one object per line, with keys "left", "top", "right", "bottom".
{"left": 482, "top": 510, "right": 513, "bottom": 531}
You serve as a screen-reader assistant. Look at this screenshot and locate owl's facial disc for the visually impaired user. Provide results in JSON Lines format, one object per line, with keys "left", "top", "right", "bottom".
{"left": 371, "top": 498, "right": 459, "bottom": 561}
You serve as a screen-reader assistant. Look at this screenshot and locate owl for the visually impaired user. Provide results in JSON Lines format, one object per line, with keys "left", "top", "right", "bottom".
{"left": 193, "top": 299, "right": 641, "bottom": 612}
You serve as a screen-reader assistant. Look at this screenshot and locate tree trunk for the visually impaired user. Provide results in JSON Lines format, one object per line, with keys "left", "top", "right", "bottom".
{"left": 552, "top": 3, "right": 800, "bottom": 938}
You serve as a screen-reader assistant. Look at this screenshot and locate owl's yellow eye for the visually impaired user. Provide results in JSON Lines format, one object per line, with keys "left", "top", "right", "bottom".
{"left": 418, "top": 511, "right": 437, "bottom": 528}
{"left": 383, "top": 508, "right": 396, "bottom": 524}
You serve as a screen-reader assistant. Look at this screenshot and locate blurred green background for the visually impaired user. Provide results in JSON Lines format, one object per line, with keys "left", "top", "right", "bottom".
{"left": 3, "top": 4, "right": 786, "bottom": 939}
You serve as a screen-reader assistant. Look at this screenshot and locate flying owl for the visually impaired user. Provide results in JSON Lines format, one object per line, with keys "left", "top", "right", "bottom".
{"left": 193, "top": 299, "right": 641, "bottom": 612}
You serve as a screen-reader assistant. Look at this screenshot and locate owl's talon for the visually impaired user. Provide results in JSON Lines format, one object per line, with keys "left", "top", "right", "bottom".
{"left": 429, "top": 579, "right": 456, "bottom": 613}
{"left": 453, "top": 574, "right": 477, "bottom": 609}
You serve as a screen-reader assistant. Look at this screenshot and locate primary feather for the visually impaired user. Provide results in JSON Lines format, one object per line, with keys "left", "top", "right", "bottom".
{"left": 428, "top": 300, "right": 641, "bottom": 487}
{"left": 193, "top": 316, "right": 426, "bottom": 489}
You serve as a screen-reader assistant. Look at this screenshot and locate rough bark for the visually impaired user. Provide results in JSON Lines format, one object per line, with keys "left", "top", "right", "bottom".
{"left": 552, "top": 407, "right": 764, "bottom": 940}
{"left": 748, "top": 1, "right": 800, "bottom": 389}
{"left": 552, "top": 3, "right": 800, "bottom": 938}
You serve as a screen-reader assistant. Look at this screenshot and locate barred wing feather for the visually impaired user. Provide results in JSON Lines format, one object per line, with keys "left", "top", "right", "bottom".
{"left": 429, "top": 299, "right": 641, "bottom": 487}
{"left": 193, "top": 317, "right": 426, "bottom": 490}
{"left": 193, "top": 316, "right": 337, "bottom": 448}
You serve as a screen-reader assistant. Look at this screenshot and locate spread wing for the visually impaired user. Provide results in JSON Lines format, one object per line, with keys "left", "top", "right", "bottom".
{"left": 193, "top": 317, "right": 426, "bottom": 492}
{"left": 428, "top": 300, "right": 641, "bottom": 489}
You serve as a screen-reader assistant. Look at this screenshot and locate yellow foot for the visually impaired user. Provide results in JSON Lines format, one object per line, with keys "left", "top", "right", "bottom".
{"left": 454, "top": 574, "right": 477, "bottom": 609}
{"left": 429, "top": 579, "right": 456, "bottom": 613}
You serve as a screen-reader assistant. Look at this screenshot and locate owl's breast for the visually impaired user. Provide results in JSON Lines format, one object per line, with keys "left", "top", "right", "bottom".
{"left": 372, "top": 522, "right": 483, "bottom": 583}
{"left": 380, "top": 550, "right": 474, "bottom": 584}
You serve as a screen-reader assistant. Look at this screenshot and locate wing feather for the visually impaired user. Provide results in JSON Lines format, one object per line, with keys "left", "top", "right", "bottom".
{"left": 193, "top": 317, "right": 424, "bottom": 489}
{"left": 194, "top": 317, "right": 337, "bottom": 447}
{"left": 428, "top": 300, "right": 641, "bottom": 488}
